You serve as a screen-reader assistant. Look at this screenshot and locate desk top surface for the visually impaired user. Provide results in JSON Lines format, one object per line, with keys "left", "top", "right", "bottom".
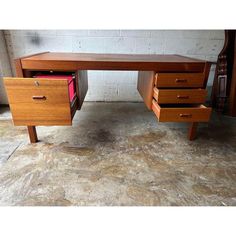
{"left": 22, "top": 52, "right": 204, "bottom": 63}
{"left": 19, "top": 52, "right": 208, "bottom": 72}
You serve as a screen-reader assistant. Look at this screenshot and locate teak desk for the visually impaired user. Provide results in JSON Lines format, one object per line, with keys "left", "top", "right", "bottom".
{"left": 4, "top": 52, "right": 212, "bottom": 143}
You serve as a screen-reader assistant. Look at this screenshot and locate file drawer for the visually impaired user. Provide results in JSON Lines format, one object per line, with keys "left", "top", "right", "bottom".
{"left": 34, "top": 74, "right": 76, "bottom": 102}
{"left": 4, "top": 77, "right": 77, "bottom": 126}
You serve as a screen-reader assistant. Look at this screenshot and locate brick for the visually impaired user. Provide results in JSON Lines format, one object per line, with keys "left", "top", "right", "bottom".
{"left": 72, "top": 37, "right": 105, "bottom": 53}
{"left": 150, "top": 30, "right": 165, "bottom": 38}
{"left": 35, "top": 30, "right": 57, "bottom": 36}
{"left": 120, "top": 30, "right": 151, "bottom": 38}
{"left": 164, "top": 38, "right": 223, "bottom": 55}
{"left": 208, "top": 30, "right": 225, "bottom": 40}
{"left": 88, "top": 30, "right": 120, "bottom": 37}
{"left": 164, "top": 30, "right": 211, "bottom": 39}
{"left": 35, "top": 36, "right": 73, "bottom": 52}
{"left": 103, "top": 37, "right": 135, "bottom": 53}
{"left": 135, "top": 37, "right": 164, "bottom": 54}
{"left": 204, "top": 39, "right": 224, "bottom": 55}
{"left": 88, "top": 71, "right": 104, "bottom": 86}
{"left": 9, "top": 30, "right": 36, "bottom": 36}
{"left": 102, "top": 71, "right": 137, "bottom": 85}
{"left": 117, "top": 84, "right": 142, "bottom": 101}
{"left": 104, "top": 87, "right": 119, "bottom": 101}
{"left": 56, "top": 30, "right": 89, "bottom": 36}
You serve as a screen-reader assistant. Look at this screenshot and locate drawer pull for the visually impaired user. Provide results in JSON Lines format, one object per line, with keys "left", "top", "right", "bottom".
{"left": 32, "top": 96, "right": 46, "bottom": 100}
{"left": 176, "top": 79, "right": 187, "bottom": 83}
{"left": 177, "top": 95, "right": 189, "bottom": 99}
{"left": 179, "top": 113, "right": 192, "bottom": 118}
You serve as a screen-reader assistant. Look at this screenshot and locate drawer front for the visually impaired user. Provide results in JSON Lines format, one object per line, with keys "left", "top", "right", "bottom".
{"left": 153, "top": 88, "right": 207, "bottom": 104}
{"left": 4, "top": 77, "right": 72, "bottom": 126}
{"left": 155, "top": 73, "right": 205, "bottom": 88}
{"left": 152, "top": 100, "right": 212, "bottom": 122}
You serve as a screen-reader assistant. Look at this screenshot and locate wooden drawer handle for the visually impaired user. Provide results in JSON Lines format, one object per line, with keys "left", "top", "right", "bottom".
{"left": 177, "top": 95, "right": 189, "bottom": 99}
{"left": 179, "top": 113, "right": 192, "bottom": 118}
{"left": 32, "top": 96, "right": 46, "bottom": 100}
{"left": 176, "top": 79, "right": 187, "bottom": 83}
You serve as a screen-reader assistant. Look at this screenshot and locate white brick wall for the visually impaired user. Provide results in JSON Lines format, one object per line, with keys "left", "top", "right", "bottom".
{"left": 0, "top": 31, "right": 12, "bottom": 104}
{"left": 2, "top": 30, "right": 225, "bottom": 103}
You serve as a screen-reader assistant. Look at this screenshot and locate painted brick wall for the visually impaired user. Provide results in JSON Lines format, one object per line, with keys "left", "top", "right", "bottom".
{"left": 0, "top": 30, "right": 12, "bottom": 104}
{"left": 3, "top": 30, "right": 224, "bottom": 103}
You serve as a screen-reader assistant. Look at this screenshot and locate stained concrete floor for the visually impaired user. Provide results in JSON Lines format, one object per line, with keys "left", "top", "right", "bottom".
{"left": 0, "top": 102, "right": 236, "bottom": 206}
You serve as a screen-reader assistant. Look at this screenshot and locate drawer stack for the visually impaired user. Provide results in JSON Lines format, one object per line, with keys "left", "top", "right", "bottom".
{"left": 152, "top": 73, "right": 212, "bottom": 123}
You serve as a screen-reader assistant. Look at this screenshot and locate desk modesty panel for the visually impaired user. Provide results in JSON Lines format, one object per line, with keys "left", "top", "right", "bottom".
{"left": 4, "top": 52, "right": 212, "bottom": 143}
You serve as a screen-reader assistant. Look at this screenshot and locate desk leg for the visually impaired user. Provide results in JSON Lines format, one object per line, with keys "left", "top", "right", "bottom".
{"left": 188, "top": 122, "right": 198, "bottom": 140}
{"left": 27, "top": 126, "right": 38, "bottom": 143}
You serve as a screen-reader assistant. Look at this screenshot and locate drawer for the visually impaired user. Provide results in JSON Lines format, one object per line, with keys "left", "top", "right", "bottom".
{"left": 155, "top": 73, "right": 205, "bottom": 88}
{"left": 4, "top": 77, "right": 77, "bottom": 126}
{"left": 152, "top": 100, "right": 212, "bottom": 122}
{"left": 153, "top": 87, "right": 207, "bottom": 104}
{"left": 34, "top": 73, "right": 76, "bottom": 102}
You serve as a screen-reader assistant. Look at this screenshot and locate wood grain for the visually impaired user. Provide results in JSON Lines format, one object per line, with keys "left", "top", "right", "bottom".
{"left": 14, "top": 52, "right": 50, "bottom": 143}
{"left": 20, "top": 53, "right": 206, "bottom": 72}
{"left": 4, "top": 77, "right": 73, "bottom": 126}
{"left": 14, "top": 59, "right": 24, "bottom": 77}
{"left": 27, "top": 126, "right": 38, "bottom": 143}
{"left": 137, "top": 71, "right": 155, "bottom": 110}
{"left": 152, "top": 100, "right": 212, "bottom": 122}
{"left": 203, "top": 62, "right": 212, "bottom": 88}
{"left": 188, "top": 122, "right": 198, "bottom": 141}
{"left": 153, "top": 88, "right": 207, "bottom": 104}
{"left": 155, "top": 73, "right": 205, "bottom": 88}
{"left": 77, "top": 70, "right": 88, "bottom": 109}
{"left": 9, "top": 52, "right": 212, "bottom": 142}
{"left": 229, "top": 36, "right": 236, "bottom": 116}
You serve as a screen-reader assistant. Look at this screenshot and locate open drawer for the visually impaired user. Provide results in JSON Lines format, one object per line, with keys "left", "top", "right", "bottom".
{"left": 153, "top": 87, "right": 207, "bottom": 104}
{"left": 4, "top": 77, "right": 77, "bottom": 126}
{"left": 152, "top": 99, "right": 212, "bottom": 122}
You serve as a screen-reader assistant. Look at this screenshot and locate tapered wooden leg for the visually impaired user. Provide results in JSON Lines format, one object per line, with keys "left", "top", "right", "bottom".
{"left": 188, "top": 122, "right": 198, "bottom": 141}
{"left": 27, "top": 126, "right": 38, "bottom": 143}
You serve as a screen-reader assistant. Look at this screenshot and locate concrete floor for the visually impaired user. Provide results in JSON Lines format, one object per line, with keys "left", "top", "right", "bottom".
{"left": 0, "top": 102, "right": 236, "bottom": 206}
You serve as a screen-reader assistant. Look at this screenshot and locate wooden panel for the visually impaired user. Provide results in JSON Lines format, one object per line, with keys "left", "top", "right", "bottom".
{"left": 15, "top": 52, "right": 49, "bottom": 76}
{"left": 188, "top": 122, "right": 198, "bottom": 141}
{"left": 21, "top": 53, "right": 207, "bottom": 63}
{"left": 70, "top": 97, "right": 78, "bottom": 119}
{"left": 4, "top": 77, "right": 72, "bottom": 126}
{"left": 27, "top": 126, "right": 38, "bottom": 143}
{"left": 14, "top": 59, "right": 24, "bottom": 77}
{"left": 229, "top": 36, "right": 236, "bottom": 116}
{"left": 203, "top": 62, "right": 212, "bottom": 88}
{"left": 137, "top": 71, "right": 155, "bottom": 110}
{"left": 229, "top": 68, "right": 236, "bottom": 116}
{"left": 77, "top": 70, "right": 88, "bottom": 109}
{"left": 155, "top": 73, "right": 205, "bottom": 88}
{"left": 152, "top": 100, "right": 212, "bottom": 122}
{"left": 20, "top": 53, "right": 206, "bottom": 72}
{"left": 153, "top": 88, "right": 207, "bottom": 104}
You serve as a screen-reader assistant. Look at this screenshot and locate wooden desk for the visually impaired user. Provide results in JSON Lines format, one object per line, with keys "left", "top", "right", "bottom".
{"left": 4, "top": 52, "right": 212, "bottom": 143}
